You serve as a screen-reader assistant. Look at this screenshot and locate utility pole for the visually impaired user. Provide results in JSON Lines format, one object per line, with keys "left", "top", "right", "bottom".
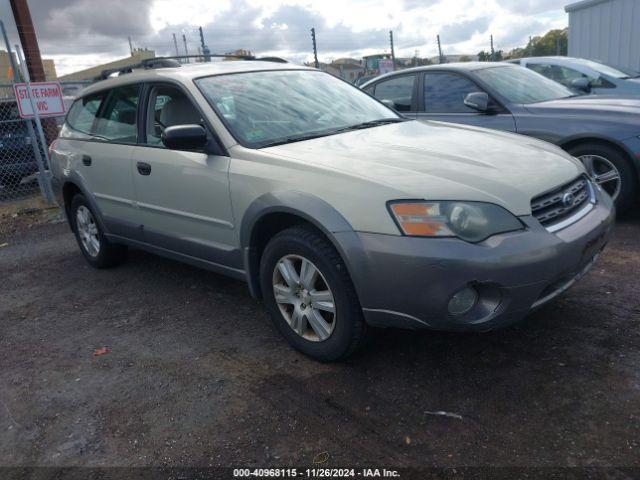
{"left": 311, "top": 28, "right": 319, "bottom": 69}
{"left": 172, "top": 33, "right": 180, "bottom": 62}
{"left": 9, "top": 0, "right": 45, "bottom": 82}
{"left": 128, "top": 36, "right": 133, "bottom": 56}
{"left": 437, "top": 34, "right": 444, "bottom": 64}
{"left": 182, "top": 33, "right": 191, "bottom": 63}
{"left": 490, "top": 34, "right": 495, "bottom": 61}
{"left": 182, "top": 34, "right": 190, "bottom": 63}
{"left": 9, "top": 0, "right": 57, "bottom": 149}
{"left": 529, "top": 35, "right": 533, "bottom": 56}
{"left": 199, "top": 27, "right": 211, "bottom": 62}
{"left": 389, "top": 30, "right": 396, "bottom": 70}
{"left": 556, "top": 35, "right": 560, "bottom": 55}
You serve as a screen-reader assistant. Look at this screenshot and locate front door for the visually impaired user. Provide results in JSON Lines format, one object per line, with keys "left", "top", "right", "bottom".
{"left": 131, "top": 83, "right": 237, "bottom": 268}
{"left": 416, "top": 72, "right": 516, "bottom": 131}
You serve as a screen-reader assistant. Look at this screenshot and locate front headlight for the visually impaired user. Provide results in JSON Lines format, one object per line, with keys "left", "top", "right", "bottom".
{"left": 388, "top": 201, "right": 524, "bottom": 242}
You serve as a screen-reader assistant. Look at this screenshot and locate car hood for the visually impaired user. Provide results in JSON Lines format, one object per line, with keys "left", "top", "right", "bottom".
{"left": 526, "top": 94, "right": 640, "bottom": 115}
{"left": 262, "top": 120, "right": 584, "bottom": 216}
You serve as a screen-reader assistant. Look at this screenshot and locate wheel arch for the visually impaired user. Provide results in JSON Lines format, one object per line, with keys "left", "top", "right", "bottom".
{"left": 60, "top": 177, "right": 108, "bottom": 234}
{"left": 559, "top": 135, "right": 640, "bottom": 180}
{"left": 240, "top": 191, "right": 356, "bottom": 299}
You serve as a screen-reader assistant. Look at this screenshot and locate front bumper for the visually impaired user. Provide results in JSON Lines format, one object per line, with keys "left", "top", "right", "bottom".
{"left": 336, "top": 188, "right": 615, "bottom": 331}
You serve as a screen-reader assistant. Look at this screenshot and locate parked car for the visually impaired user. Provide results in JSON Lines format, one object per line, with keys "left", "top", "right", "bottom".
{"left": 50, "top": 60, "right": 614, "bottom": 360}
{"left": 507, "top": 56, "right": 640, "bottom": 96}
{"left": 362, "top": 62, "right": 640, "bottom": 212}
{"left": 0, "top": 99, "right": 37, "bottom": 188}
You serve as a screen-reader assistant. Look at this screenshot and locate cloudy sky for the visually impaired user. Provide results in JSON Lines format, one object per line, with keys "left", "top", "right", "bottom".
{"left": 1, "top": 0, "right": 567, "bottom": 76}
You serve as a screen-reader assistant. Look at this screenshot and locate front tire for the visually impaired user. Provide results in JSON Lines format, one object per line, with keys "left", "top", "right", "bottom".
{"left": 70, "top": 194, "right": 127, "bottom": 268}
{"left": 260, "top": 224, "right": 366, "bottom": 361}
{"left": 567, "top": 142, "right": 637, "bottom": 213}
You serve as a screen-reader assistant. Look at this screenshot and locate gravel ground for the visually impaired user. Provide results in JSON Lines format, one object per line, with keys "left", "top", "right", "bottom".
{"left": 0, "top": 210, "right": 639, "bottom": 469}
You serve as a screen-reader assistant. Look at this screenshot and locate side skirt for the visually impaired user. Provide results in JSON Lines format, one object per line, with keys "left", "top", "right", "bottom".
{"left": 105, "top": 234, "right": 247, "bottom": 282}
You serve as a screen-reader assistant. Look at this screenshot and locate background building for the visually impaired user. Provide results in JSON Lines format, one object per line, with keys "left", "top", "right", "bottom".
{"left": 1, "top": 50, "right": 56, "bottom": 82}
{"left": 59, "top": 48, "right": 155, "bottom": 81}
{"left": 362, "top": 53, "right": 391, "bottom": 73}
{"left": 566, "top": 0, "right": 640, "bottom": 72}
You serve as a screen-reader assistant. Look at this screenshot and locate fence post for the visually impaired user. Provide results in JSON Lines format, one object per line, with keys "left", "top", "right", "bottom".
{"left": 13, "top": 43, "right": 54, "bottom": 204}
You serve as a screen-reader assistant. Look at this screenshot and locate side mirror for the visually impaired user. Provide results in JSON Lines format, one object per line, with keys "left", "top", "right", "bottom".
{"left": 571, "top": 77, "right": 591, "bottom": 93}
{"left": 464, "top": 92, "right": 489, "bottom": 112}
{"left": 381, "top": 99, "right": 397, "bottom": 110}
{"left": 161, "top": 124, "right": 208, "bottom": 150}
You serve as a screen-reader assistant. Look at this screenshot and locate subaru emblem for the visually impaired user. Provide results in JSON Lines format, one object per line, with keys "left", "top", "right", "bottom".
{"left": 562, "top": 192, "right": 575, "bottom": 207}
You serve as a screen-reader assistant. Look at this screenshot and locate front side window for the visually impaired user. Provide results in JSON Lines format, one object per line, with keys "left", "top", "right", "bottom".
{"left": 66, "top": 93, "right": 105, "bottom": 135}
{"left": 372, "top": 75, "right": 415, "bottom": 112}
{"left": 423, "top": 72, "right": 480, "bottom": 113}
{"left": 94, "top": 84, "right": 140, "bottom": 143}
{"left": 195, "top": 70, "right": 398, "bottom": 148}
{"left": 475, "top": 66, "right": 574, "bottom": 104}
{"left": 145, "top": 85, "right": 203, "bottom": 147}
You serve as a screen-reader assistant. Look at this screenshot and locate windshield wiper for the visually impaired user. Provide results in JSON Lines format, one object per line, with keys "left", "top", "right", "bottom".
{"left": 258, "top": 118, "right": 407, "bottom": 148}
{"left": 259, "top": 131, "right": 337, "bottom": 148}
{"left": 333, "top": 117, "right": 408, "bottom": 134}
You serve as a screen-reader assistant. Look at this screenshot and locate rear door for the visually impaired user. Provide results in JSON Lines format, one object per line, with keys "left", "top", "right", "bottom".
{"left": 365, "top": 73, "right": 419, "bottom": 117}
{"left": 416, "top": 71, "right": 516, "bottom": 131}
{"left": 130, "top": 83, "right": 237, "bottom": 267}
{"left": 65, "top": 85, "right": 141, "bottom": 239}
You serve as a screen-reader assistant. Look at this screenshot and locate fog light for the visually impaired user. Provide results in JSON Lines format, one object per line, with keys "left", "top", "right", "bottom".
{"left": 448, "top": 286, "right": 478, "bottom": 316}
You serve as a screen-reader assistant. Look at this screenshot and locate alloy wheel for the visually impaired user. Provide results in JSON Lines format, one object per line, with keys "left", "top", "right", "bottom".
{"left": 272, "top": 254, "right": 336, "bottom": 342}
{"left": 76, "top": 205, "right": 100, "bottom": 257}
{"left": 578, "top": 154, "right": 622, "bottom": 201}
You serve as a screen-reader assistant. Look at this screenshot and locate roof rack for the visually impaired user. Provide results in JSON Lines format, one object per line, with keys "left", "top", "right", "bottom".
{"left": 97, "top": 54, "right": 288, "bottom": 81}
{"left": 141, "top": 54, "right": 289, "bottom": 64}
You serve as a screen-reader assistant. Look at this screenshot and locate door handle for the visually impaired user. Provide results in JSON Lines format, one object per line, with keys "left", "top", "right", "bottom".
{"left": 136, "top": 162, "right": 151, "bottom": 176}
{"left": 82, "top": 155, "right": 92, "bottom": 166}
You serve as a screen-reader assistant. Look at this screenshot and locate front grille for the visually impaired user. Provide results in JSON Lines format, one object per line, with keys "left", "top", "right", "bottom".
{"left": 531, "top": 175, "right": 592, "bottom": 228}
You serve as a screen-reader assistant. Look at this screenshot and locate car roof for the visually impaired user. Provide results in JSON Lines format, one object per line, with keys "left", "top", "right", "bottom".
{"left": 519, "top": 56, "right": 585, "bottom": 64}
{"left": 79, "top": 60, "right": 312, "bottom": 97}
{"left": 360, "top": 62, "right": 516, "bottom": 87}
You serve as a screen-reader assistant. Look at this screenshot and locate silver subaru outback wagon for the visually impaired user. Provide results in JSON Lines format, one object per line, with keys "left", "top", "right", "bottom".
{"left": 50, "top": 59, "right": 615, "bottom": 361}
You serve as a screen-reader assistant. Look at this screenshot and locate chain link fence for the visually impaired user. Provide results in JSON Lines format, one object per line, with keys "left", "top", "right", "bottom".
{"left": 0, "top": 81, "right": 90, "bottom": 202}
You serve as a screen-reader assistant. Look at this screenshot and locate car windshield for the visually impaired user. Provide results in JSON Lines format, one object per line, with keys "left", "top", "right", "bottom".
{"left": 475, "top": 65, "right": 575, "bottom": 104}
{"left": 195, "top": 70, "right": 401, "bottom": 148}
{"left": 573, "top": 58, "right": 631, "bottom": 79}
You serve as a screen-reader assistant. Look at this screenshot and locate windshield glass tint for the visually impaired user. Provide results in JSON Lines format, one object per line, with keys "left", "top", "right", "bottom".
{"left": 475, "top": 66, "right": 574, "bottom": 104}
{"left": 195, "top": 70, "right": 396, "bottom": 147}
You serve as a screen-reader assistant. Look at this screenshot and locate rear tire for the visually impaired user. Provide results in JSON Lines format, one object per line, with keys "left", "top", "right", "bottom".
{"left": 260, "top": 224, "right": 367, "bottom": 362}
{"left": 70, "top": 194, "right": 127, "bottom": 268}
{"left": 567, "top": 142, "right": 637, "bottom": 213}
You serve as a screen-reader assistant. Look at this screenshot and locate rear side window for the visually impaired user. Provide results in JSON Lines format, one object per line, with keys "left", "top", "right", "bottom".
{"left": 66, "top": 93, "right": 104, "bottom": 135}
{"left": 94, "top": 84, "right": 141, "bottom": 143}
{"left": 371, "top": 75, "right": 416, "bottom": 112}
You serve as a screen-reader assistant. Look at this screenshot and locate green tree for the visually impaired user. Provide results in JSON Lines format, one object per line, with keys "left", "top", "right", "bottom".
{"left": 512, "top": 28, "right": 568, "bottom": 58}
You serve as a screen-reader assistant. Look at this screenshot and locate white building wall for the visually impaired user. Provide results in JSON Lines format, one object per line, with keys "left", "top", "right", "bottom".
{"left": 567, "top": 0, "right": 640, "bottom": 72}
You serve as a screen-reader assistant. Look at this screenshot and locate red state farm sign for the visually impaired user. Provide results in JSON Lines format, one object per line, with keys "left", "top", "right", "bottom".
{"left": 13, "top": 82, "right": 66, "bottom": 118}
